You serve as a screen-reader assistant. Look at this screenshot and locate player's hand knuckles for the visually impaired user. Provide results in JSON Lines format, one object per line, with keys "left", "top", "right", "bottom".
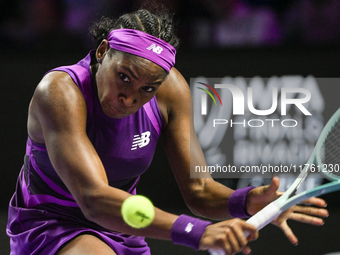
{"left": 308, "top": 215, "right": 321, "bottom": 224}
{"left": 217, "top": 228, "right": 231, "bottom": 239}
{"left": 296, "top": 205, "right": 312, "bottom": 215}
{"left": 230, "top": 218, "right": 242, "bottom": 227}
{"left": 292, "top": 204, "right": 301, "bottom": 211}
{"left": 215, "top": 234, "right": 241, "bottom": 255}
{"left": 215, "top": 231, "right": 229, "bottom": 243}
{"left": 296, "top": 213, "right": 308, "bottom": 222}
{"left": 225, "top": 228, "right": 243, "bottom": 252}
{"left": 306, "top": 206, "right": 314, "bottom": 215}
{"left": 214, "top": 235, "right": 232, "bottom": 254}
{"left": 287, "top": 212, "right": 297, "bottom": 220}
{"left": 308, "top": 206, "right": 326, "bottom": 217}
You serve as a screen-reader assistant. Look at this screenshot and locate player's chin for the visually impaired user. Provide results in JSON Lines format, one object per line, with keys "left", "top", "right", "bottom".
{"left": 106, "top": 111, "right": 134, "bottom": 119}
{"left": 104, "top": 106, "right": 136, "bottom": 119}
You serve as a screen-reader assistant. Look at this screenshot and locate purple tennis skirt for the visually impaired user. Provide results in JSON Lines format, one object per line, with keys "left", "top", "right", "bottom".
{"left": 7, "top": 169, "right": 151, "bottom": 255}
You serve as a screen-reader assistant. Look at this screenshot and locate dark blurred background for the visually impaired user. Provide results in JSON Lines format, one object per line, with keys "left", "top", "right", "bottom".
{"left": 1, "top": 0, "right": 340, "bottom": 254}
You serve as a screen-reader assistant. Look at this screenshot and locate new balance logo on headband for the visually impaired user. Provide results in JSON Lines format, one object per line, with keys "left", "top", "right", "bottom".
{"left": 146, "top": 43, "right": 163, "bottom": 54}
{"left": 107, "top": 29, "right": 176, "bottom": 71}
{"left": 131, "top": 131, "right": 151, "bottom": 150}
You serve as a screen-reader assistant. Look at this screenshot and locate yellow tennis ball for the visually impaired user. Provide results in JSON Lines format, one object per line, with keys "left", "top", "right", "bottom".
{"left": 121, "top": 195, "right": 155, "bottom": 228}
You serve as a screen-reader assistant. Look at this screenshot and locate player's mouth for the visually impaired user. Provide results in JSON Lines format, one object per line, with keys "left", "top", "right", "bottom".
{"left": 109, "top": 105, "right": 127, "bottom": 117}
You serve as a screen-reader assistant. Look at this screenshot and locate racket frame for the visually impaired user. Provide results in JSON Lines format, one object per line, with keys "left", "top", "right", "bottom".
{"left": 209, "top": 108, "right": 340, "bottom": 255}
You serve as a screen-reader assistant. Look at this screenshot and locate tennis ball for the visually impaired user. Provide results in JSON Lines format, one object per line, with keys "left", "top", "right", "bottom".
{"left": 121, "top": 195, "right": 155, "bottom": 228}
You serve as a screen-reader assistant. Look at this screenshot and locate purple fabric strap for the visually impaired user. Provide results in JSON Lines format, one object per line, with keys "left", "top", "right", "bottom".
{"left": 143, "top": 101, "right": 161, "bottom": 135}
{"left": 107, "top": 29, "right": 176, "bottom": 72}
{"left": 171, "top": 214, "right": 211, "bottom": 250}
{"left": 27, "top": 137, "right": 74, "bottom": 200}
{"left": 228, "top": 186, "right": 255, "bottom": 218}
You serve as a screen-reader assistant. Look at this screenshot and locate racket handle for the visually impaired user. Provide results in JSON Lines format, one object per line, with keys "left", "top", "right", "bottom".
{"left": 208, "top": 249, "right": 225, "bottom": 255}
{"left": 208, "top": 203, "right": 281, "bottom": 255}
{"left": 245, "top": 202, "right": 281, "bottom": 231}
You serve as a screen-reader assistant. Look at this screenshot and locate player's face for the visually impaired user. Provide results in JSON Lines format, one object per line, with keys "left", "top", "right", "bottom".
{"left": 95, "top": 51, "right": 167, "bottom": 119}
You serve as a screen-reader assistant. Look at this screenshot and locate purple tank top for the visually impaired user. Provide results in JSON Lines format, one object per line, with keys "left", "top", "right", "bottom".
{"left": 6, "top": 51, "right": 162, "bottom": 255}
{"left": 32, "top": 50, "right": 163, "bottom": 194}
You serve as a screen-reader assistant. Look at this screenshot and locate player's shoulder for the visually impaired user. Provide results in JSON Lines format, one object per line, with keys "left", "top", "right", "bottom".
{"left": 157, "top": 68, "right": 190, "bottom": 104}
{"left": 34, "top": 71, "right": 83, "bottom": 102}
{"left": 156, "top": 68, "right": 190, "bottom": 125}
{"left": 31, "top": 70, "right": 86, "bottom": 121}
{"left": 163, "top": 68, "right": 189, "bottom": 91}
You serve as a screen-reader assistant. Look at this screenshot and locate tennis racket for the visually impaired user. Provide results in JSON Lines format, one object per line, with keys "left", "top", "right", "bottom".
{"left": 209, "top": 107, "right": 340, "bottom": 255}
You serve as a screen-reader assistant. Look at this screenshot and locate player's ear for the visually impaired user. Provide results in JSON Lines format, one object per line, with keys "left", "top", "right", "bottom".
{"left": 96, "top": 40, "right": 109, "bottom": 63}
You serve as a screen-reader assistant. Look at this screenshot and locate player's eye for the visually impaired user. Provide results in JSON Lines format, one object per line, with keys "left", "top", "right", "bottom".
{"left": 119, "top": 73, "right": 130, "bottom": 83}
{"left": 143, "top": 86, "right": 155, "bottom": 93}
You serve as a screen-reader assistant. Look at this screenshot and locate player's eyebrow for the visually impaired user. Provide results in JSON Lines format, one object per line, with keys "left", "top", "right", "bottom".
{"left": 123, "top": 65, "right": 164, "bottom": 86}
{"left": 147, "top": 80, "right": 162, "bottom": 86}
{"left": 122, "top": 66, "right": 138, "bottom": 80}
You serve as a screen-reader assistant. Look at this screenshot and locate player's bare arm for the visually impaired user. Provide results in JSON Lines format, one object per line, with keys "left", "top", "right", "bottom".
{"left": 28, "top": 71, "right": 180, "bottom": 240}
{"left": 158, "top": 68, "right": 329, "bottom": 245}
{"left": 157, "top": 68, "right": 239, "bottom": 220}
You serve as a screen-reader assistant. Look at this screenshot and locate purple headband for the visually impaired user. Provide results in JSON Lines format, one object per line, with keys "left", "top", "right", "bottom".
{"left": 107, "top": 29, "right": 176, "bottom": 72}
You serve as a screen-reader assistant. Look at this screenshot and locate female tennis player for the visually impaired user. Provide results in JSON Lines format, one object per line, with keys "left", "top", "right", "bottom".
{"left": 7, "top": 7, "right": 328, "bottom": 255}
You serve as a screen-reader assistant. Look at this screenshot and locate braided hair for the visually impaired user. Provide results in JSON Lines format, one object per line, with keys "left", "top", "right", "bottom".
{"left": 89, "top": 8, "right": 180, "bottom": 50}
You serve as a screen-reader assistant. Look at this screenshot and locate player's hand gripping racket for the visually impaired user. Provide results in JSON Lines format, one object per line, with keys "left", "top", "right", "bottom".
{"left": 209, "top": 108, "right": 340, "bottom": 255}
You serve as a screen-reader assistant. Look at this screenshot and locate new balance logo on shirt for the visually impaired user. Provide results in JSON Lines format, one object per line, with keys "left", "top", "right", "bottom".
{"left": 146, "top": 43, "right": 163, "bottom": 54}
{"left": 131, "top": 131, "right": 151, "bottom": 150}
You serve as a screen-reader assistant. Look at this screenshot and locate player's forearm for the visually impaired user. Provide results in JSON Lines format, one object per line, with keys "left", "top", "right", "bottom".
{"left": 80, "top": 185, "right": 178, "bottom": 240}
{"left": 184, "top": 178, "right": 235, "bottom": 220}
{"left": 47, "top": 139, "right": 178, "bottom": 240}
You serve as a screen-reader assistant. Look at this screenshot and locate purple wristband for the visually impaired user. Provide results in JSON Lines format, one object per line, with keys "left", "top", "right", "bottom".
{"left": 228, "top": 186, "right": 255, "bottom": 218}
{"left": 171, "top": 214, "right": 211, "bottom": 250}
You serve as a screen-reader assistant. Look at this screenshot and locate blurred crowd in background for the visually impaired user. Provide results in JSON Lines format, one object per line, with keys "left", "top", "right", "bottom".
{"left": 1, "top": 0, "right": 340, "bottom": 53}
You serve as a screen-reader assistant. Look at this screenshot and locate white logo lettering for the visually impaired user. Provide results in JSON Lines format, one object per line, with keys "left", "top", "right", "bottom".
{"left": 185, "top": 222, "right": 194, "bottom": 233}
{"left": 212, "top": 84, "right": 312, "bottom": 116}
{"left": 146, "top": 43, "right": 163, "bottom": 54}
{"left": 131, "top": 131, "right": 151, "bottom": 150}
